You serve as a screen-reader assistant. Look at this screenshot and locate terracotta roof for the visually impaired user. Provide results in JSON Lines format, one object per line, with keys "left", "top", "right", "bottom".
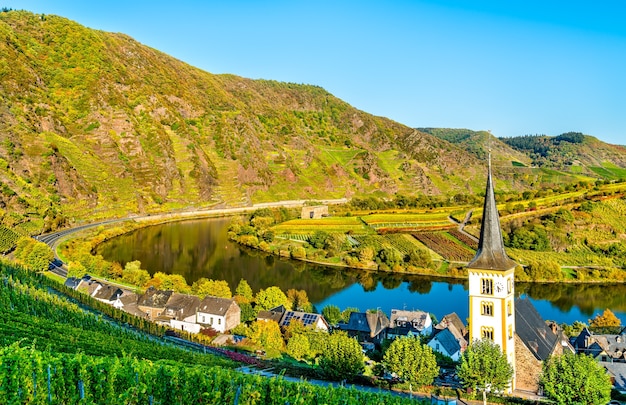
{"left": 436, "top": 312, "right": 467, "bottom": 338}
{"left": 467, "top": 158, "right": 517, "bottom": 271}
{"left": 389, "top": 309, "right": 431, "bottom": 332}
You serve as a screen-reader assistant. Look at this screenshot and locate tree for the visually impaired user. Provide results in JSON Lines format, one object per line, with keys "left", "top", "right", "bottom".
{"left": 249, "top": 320, "right": 284, "bottom": 355}
{"left": 146, "top": 272, "right": 191, "bottom": 293}
{"left": 192, "top": 278, "right": 232, "bottom": 298}
{"left": 383, "top": 336, "right": 439, "bottom": 388}
{"left": 66, "top": 261, "right": 87, "bottom": 279}
{"left": 286, "top": 333, "right": 311, "bottom": 360}
{"left": 25, "top": 241, "right": 54, "bottom": 272}
{"left": 322, "top": 305, "right": 342, "bottom": 326}
{"left": 235, "top": 278, "right": 254, "bottom": 302}
{"left": 456, "top": 339, "right": 514, "bottom": 405}
{"left": 287, "top": 289, "right": 311, "bottom": 312}
{"left": 319, "top": 331, "right": 364, "bottom": 381}
{"left": 309, "top": 230, "right": 329, "bottom": 249}
{"left": 341, "top": 307, "right": 359, "bottom": 323}
{"left": 589, "top": 308, "right": 621, "bottom": 333}
{"left": 121, "top": 261, "right": 151, "bottom": 287}
{"left": 255, "top": 286, "right": 291, "bottom": 311}
{"left": 540, "top": 353, "right": 612, "bottom": 405}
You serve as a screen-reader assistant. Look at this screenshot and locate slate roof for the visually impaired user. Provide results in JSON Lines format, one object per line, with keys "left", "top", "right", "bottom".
{"left": 92, "top": 284, "right": 124, "bottom": 302}
{"left": 602, "top": 362, "right": 626, "bottom": 391}
{"left": 344, "top": 311, "right": 390, "bottom": 338}
{"left": 137, "top": 287, "right": 174, "bottom": 308}
{"left": 467, "top": 158, "right": 517, "bottom": 271}
{"left": 257, "top": 305, "right": 287, "bottom": 323}
{"left": 431, "top": 327, "right": 462, "bottom": 356}
{"left": 164, "top": 293, "right": 201, "bottom": 320}
{"left": 515, "top": 296, "right": 559, "bottom": 361}
{"left": 64, "top": 277, "right": 82, "bottom": 289}
{"left": 197, "top": 296, "right": 237, "bottom": 317}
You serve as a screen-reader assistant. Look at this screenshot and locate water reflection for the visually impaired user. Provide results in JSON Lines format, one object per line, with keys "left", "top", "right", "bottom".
{"left": 97, "top": 217, "right": 626, "bottom": 325}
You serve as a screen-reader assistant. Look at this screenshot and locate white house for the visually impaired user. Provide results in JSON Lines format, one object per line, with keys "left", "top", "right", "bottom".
{"left": 196, "top": 296, "right": 241, "bottom": 333}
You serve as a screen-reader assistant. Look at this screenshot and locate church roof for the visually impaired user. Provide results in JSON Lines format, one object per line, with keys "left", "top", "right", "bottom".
{"left": 467, "top": 157, "right": 517, "bottom": 271}
{"left": 515, "top": 297, "right": 560, "bottom": 361}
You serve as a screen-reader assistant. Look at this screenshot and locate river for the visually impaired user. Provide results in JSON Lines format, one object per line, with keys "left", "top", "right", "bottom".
{"left": 96, "top": 217, "right": 626, "bottom": 325}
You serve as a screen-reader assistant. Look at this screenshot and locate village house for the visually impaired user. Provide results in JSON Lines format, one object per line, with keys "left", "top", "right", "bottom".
{"left": 428, "top": 314, "right": 468, "bottom": 361}
{"left": 387, "top": 309, "right": 432, "bottom": 339}
{"left": 91, "top": 284, "right": 125, "bottom": 308}
{"left": 137, "top": 287, "right": 174, "bottom": 321}
{"left": 196, "top": 296, "right": 240, "bottom": 333}
{"left": 571, "top": 327, "right": 626, "bottom": 363}
{"left": 257, "top": 305, "right": 287, "bottom": 324}
{"left": 338, "top": 310, "right": 389, "bottom": 345}
{"left": 279, "top": 310, "right": 330, "bottom": 332}
{"left": 157, "top": 293, "right": 201, "bottom": 333}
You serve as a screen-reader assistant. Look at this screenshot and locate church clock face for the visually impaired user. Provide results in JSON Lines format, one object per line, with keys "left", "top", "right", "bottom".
{"left": 495, "top": 281, "right": 504, "bottom": 293}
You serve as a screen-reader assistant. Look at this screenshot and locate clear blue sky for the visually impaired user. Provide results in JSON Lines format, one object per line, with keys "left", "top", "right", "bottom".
{"left": 6, "top": 1, "right": 626, "bottom": 145}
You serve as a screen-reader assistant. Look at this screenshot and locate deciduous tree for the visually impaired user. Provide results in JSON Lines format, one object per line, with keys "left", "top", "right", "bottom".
{"left": 540, "top": 353, "right": 611, "bottom": 405}
{"left": 255, "top": 286, "right": 291, "bottom": 311}
{"left": 383, "top": 336, "right": 439, "bottom": 387}
{"left": 322, "top": 305, "right": 342, "bottom": 326}
{"left": 319, "top": 331, "right": 364, "bottom": 381}
{"left": 192, "top": 278, "right": 232, "bottom": 298}
{"left": 456, "top": 339, "right": 514, "bottom": 405}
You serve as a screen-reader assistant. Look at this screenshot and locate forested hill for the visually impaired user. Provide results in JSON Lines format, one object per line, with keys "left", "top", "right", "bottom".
{"left": 500, "top": 133, "right": 626, "bottom": 176}
{"left": 0, "top": 10, "right": 625, "bottom": 235}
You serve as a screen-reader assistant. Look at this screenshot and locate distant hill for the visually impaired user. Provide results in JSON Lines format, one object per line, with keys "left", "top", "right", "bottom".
{"left": 499, "top": 133, "right": 626, "bottom": 179}
{"left": 0, "top": 10, "right": 625, "bottom": 233}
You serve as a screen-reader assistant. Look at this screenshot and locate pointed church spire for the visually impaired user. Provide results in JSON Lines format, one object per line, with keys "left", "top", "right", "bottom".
{"left": 467, "top": 152, "right": 517, "bottom": 270}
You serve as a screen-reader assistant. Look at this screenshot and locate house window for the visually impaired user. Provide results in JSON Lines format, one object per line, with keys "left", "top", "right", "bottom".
{"left": 202, "top": 315, "right": 206, "bottom": 323}
{"left": 508, "top": 325, "right": 513, "bottom": 340}
{"left": 507, "top": 278, "right": 512, "bottom": 294}
{"left": 507, "top": 301, "right": 512, "bottom": 316}
{"left": 210, "top": 317, "right": 214, "bottom": 325}
{"left": 481, "top": 301, "right": 494, "bottom": 316}
{"left": 481, "top": 327, "right": 494, "bottom": 341}
{"left": 481, "top": 278, "right": 493, "bottom": 295}
{"left": 436, "top": 343, "right": 440, "bottom": 351}
{"left": 218, "top": 318, "right": 221, "bottom": 325}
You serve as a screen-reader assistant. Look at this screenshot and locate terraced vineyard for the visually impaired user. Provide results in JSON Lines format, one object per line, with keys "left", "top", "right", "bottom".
{"left": 361, "top": 212, "right": 453, "bottom": 231}
{"left": 0, "top": 226, "right": 21, "bottom": 253}
{"left": 412, "top": 232, "right": 475, "bottom": 262}
{"left": 448, "top": 229, "right": 479, "bottom": 250}
{"left": 272, "top": 217, "right": 373, "bottom": 235}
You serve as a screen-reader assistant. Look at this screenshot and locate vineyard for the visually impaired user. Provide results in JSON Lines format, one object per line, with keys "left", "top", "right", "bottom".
{"left": 412, "top": 232, "right": 476, "bottom": 262}
{"left": 0, "top": 344, "right": 424, "bottom": 405}
{"left": 361, "top": 212, "right": 453, "bottom": 232}
{"left": 0, "top": 226, "right": 20, "bottom": 253}
{"left": 272, "top": 217, "right": 373, "bottom": 236}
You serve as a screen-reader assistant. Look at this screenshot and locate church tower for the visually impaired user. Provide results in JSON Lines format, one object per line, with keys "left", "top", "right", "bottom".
{"left": 467, "top": 154, "right": 517, "bottom": 389}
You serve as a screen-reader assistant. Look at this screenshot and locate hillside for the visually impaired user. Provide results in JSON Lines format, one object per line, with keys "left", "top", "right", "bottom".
{"left": 0, "top": 10, "right": 625, "bottom": 235}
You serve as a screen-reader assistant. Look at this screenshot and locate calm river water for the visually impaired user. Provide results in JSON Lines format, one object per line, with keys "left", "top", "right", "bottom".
{"left": 96, "top": 217, "right": 626, "bottom": 325}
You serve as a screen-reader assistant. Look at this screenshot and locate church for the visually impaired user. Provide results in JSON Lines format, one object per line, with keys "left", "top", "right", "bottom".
{"left": 467, "top": 155, "right": 573, "bottom": 393}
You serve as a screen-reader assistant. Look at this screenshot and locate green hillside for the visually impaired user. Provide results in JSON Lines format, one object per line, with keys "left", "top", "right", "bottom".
{"left": 0, "top": 10, "right": 625, "bottom": 236}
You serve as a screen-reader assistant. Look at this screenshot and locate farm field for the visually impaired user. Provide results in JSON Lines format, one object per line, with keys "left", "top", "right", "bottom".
{"left": 412, "top": 231, "right": 476, "bottom": 262}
